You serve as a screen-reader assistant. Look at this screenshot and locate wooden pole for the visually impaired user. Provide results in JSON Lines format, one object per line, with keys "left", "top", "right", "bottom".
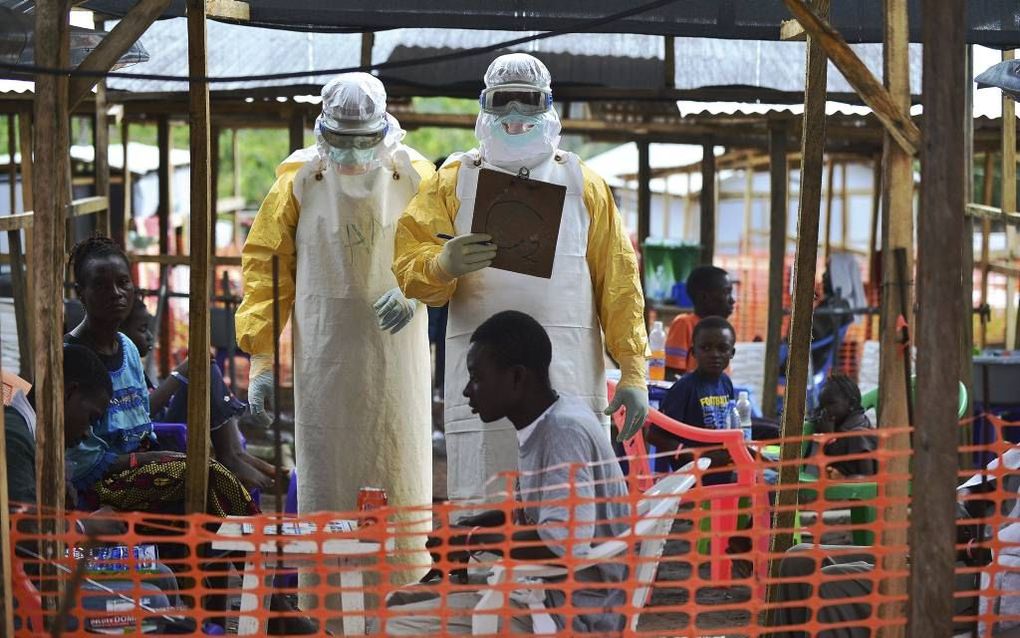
{"left": 157, "top": 116, "right": 172, "bottom": 378}
{"left": 32, "top": 0, "right": 70, "bottom": 620}
{"left": 184, "top": 0, "right": 212, "bottom": 514}
{"left": 763, "top": 122, "right": 788, "bottom": 419}
{"left": 94, "top": 13, "right": 111, "bottom": 238}
{"left": 7, "top": 116, "right": 30, "bottom": 382}
{"left": 766, "top": 0, "right": 829, "bottom": 595}
{"left": 877, "top": 0, "right": 914, "bottom": 631}
{"left": 1002, "top": 51, "right": 1018, "bottom": 349}
{"left": 700, "top": 142, "right": 716, "bottom": 265}
{"left": 960, "top": 44, "right": 975, "bottom": 439}
{"left": 664, "top": 36, "right": 676, "bottom": 89}
{"left": 741, "top": 163, "right": 753, "bottom": 255}
{"left": 840, "top": 161, "right": 849, "bottom": 250}
{"left": 824, "top": 155, "right": 835, "bottom": 261}
{"left": 288, "top": 111, "right": 305, "bottom": 153}
{"left": 638, "top": 140, "right": 651, "bottom": 250}
{"left": 360, "top": 31, "right": 375, "bottom": 68}
{"left": 119, "top": 119, "right": 132, "bottom": 248}
{"left": 18, "top": 114, "right": 35, "bottom": 381}
{"left": 0, "top": 160, "right": 13, "bottom": 638}
{"left": 911, "top": 0, "right": 965, "bottom": 632}
{"left": 980, "top": 152, "right": 994, "bottom": 348}
{"left": 868, "top": 156, "right": 881, "bottom": 289}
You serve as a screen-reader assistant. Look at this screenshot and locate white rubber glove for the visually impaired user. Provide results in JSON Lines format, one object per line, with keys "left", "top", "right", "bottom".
{"left": 605, "top": 386, "right": 650, "bottom": 442}
{"left": 247, "top": 354, "right": 275, "bottom": 428}
{"left": 374, "top": 287, "right": 416, "bottom": 334}
{"left": 437, "top": 233, "right": 497, "bottom": 279}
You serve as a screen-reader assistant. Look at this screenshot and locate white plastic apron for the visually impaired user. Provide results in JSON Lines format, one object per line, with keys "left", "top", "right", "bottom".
{"left": 292, "top": 148, "right": 432, "bottom": 583}
{"left": 444, "top": 149, "right": 608, "bottom": 503}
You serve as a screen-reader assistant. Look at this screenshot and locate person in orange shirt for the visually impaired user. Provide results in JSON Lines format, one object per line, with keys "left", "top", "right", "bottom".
{"left": 664, "top": 266, "right": 735, "bottom": 379}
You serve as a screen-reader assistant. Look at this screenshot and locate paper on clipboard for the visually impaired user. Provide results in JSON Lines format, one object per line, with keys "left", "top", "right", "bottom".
{"left": 470, "top": 168, "right": 565, "bottom": 279}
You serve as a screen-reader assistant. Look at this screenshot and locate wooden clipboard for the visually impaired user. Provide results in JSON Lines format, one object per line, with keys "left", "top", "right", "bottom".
{"left": 470, "top": 168, "right": 566, "bottom": 279}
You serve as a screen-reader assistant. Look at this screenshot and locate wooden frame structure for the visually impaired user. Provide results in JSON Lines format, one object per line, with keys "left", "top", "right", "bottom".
{"left": 0, "top": 0, "right": 1001, "bottom": 632}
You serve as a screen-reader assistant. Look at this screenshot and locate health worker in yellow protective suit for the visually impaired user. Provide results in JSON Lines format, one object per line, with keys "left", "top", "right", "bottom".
{"left": 236, "top": 73, "right": 433, "bottom": 583}
{"left": 393, "top": 53, "right": 649, "bottom": 503}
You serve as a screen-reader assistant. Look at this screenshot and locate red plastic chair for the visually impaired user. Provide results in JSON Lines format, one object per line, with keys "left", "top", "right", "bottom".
{"left": 608, "top": 380, "right": 768, "bottom": 581}
{"left": 13, "top": 558, "right": 45, "bottom": 632}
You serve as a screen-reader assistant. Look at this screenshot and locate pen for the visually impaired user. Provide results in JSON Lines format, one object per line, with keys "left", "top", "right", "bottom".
{"left": 436, "top": 233, "right": 493, "bottom": 246}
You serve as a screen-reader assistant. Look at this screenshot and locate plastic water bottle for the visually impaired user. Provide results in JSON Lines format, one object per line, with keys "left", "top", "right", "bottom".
{"left": 725, "top": 400, "right": 740, "bottom": 430}
{"left": 648, "top": 321, "right": 666, "bottom": 381}
{"left": 736, "top": 390, "right": 753, "bottom": 441}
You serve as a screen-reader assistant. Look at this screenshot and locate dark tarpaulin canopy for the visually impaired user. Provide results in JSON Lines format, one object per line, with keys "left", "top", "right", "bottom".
{"left": 83, "top": 0, "right": 1020, "bottom": 47}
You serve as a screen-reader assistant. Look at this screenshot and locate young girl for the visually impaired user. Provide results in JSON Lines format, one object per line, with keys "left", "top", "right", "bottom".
{"left": 121, "top": 295, "right": 275, "bottom": 491}
{"left": 814, "top": 375, "right": 877, "bottom": 478}
{"left": 64, "top": 237, "right": 258, "bottom": 516}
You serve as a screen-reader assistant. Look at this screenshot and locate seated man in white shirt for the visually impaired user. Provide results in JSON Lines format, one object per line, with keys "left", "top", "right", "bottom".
{"left": 381, "top": 310, "right": 631, "bottom": 635}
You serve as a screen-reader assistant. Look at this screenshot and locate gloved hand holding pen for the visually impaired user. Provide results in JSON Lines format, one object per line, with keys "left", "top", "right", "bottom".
{"left": 436, "top": 233, "right": 497, "bottom": 279}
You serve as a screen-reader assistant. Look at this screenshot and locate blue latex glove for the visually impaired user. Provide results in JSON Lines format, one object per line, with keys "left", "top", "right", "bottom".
{"left": 605, "top": 386, "right": 650, "bottom": 442}
{"left": 247, "top": 354, "right": 275, "bottom": 428}
{"left": 374, "top": 287, "right": 416, "bottom": 334}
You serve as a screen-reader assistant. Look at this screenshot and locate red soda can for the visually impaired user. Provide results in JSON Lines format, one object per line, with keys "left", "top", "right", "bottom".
{"left": 357, "top": 487, "right": 387, "bottom": 526}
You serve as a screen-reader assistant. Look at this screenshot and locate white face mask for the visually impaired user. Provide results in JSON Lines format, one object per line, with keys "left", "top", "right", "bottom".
{"left": 475, "top": 109, "right": 561, "bottom": 169}
{"left": 327, "top": 146, "right": 378, "bottom": 175}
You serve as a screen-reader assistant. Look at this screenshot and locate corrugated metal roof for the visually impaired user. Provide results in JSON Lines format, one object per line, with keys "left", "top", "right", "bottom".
{"left": 80, "top": 0, "right": 1020, "bottom": 48}
{"left": 101, "top": 19, "right": 923, "bottom": 99}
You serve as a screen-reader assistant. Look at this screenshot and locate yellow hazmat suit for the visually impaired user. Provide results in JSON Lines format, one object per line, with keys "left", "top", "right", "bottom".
{"left": 236, "top": 75, "right": 434, "bottom": 600}
{"left": 393, "top": 150, "right": 647, "bottom": 502}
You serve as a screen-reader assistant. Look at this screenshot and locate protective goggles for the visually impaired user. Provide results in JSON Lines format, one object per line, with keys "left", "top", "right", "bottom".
{"left": 479, "top": 84, "right": 553, "bottom": 115}
{"left": 319, "top": 122, "right": 388, "bottom": 150}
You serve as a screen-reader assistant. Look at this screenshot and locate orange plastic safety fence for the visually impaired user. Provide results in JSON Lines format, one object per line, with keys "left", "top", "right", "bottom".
{"left": 9, "top": 420, "right": 1020, "bottom": 636}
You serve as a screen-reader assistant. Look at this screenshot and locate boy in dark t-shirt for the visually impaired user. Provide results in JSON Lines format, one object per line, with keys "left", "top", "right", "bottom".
{"left": 650, "top": 316, "right": 737, "bottom": 481}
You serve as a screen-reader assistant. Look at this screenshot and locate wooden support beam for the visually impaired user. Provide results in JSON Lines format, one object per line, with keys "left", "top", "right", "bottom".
{"left": 119, "top": 119, "right": 132, "bottom": 246}
{"left": 911, "top": 0, "right": 965, "bottom": 632}
{"left": 93, "top": 14, "right": 111, "bottom": 237}
{"left": 965, "top": 203, "right": 1020, "bottom": 224}
{"left": 824, "top": 155, "right": 835, "bottom": 260}
{"left": 878, "top": 0, "right": 914, "bottom": 631}
{"left": 360, "top": 31, "right": 375, "bottom": 68}
{"left": 67, "top": 196, "right": 108, "bottom": 218}
{"left": 69, "top": 0, "right": 172, "bottom": 109}
{"left": 6, "top": 116, "right": 30, "bottom": 384}
{"left": 664, "top": 36, "right": 676, "bottom": 89}
{"left": 206, "top": 0, "right": 249, "bottom": 20}
{"left": 699, "top": 142, "right": 716, "bottom": 264}
{"left": 780, "top": 19, "right": 807, "bottom": 41}
{"left": 763, "top": 122, "right": 788, "bottom": 419}
{"left": 1002, "top": 51, "right": 1018, "bottom": 350}
{"left": 185, "top": 0, "right": 212, "bottom": 514}
{"left": 782, "top": 0, "right": 921, "bottom": 156}
{"left": 637, "top": 140, "right": 651, "bottom": 249}
{"left": 32, "top": 0, "right": 70, "bottom": 620}
{"left": 961, "top": 44, "right": 976, "bottom": 433}
{"left": 767, "top": 0, "right": 829, "bottom": 600}
{"left": 157, "top": 116, "right": 172, "bottom": 378}
{"left": 0, "top": 140, "right": 14, "bottom": 638}
{"left": 990, "top": 262, "right": 1020, "bottom": 278}
{"left": 741, "top": 164, "right": 754, "bottom": 254}
{"left": 17, "top": 112, "right": 34, "bottom": 382}
{"left": 289, "top": 111, "right": 305, "bottom": 153}
{"left": 867, "top": 156, "right": 881, "bottom": 290}
{"left": 980, "top": 152, "right": 994, "bottom": 348}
